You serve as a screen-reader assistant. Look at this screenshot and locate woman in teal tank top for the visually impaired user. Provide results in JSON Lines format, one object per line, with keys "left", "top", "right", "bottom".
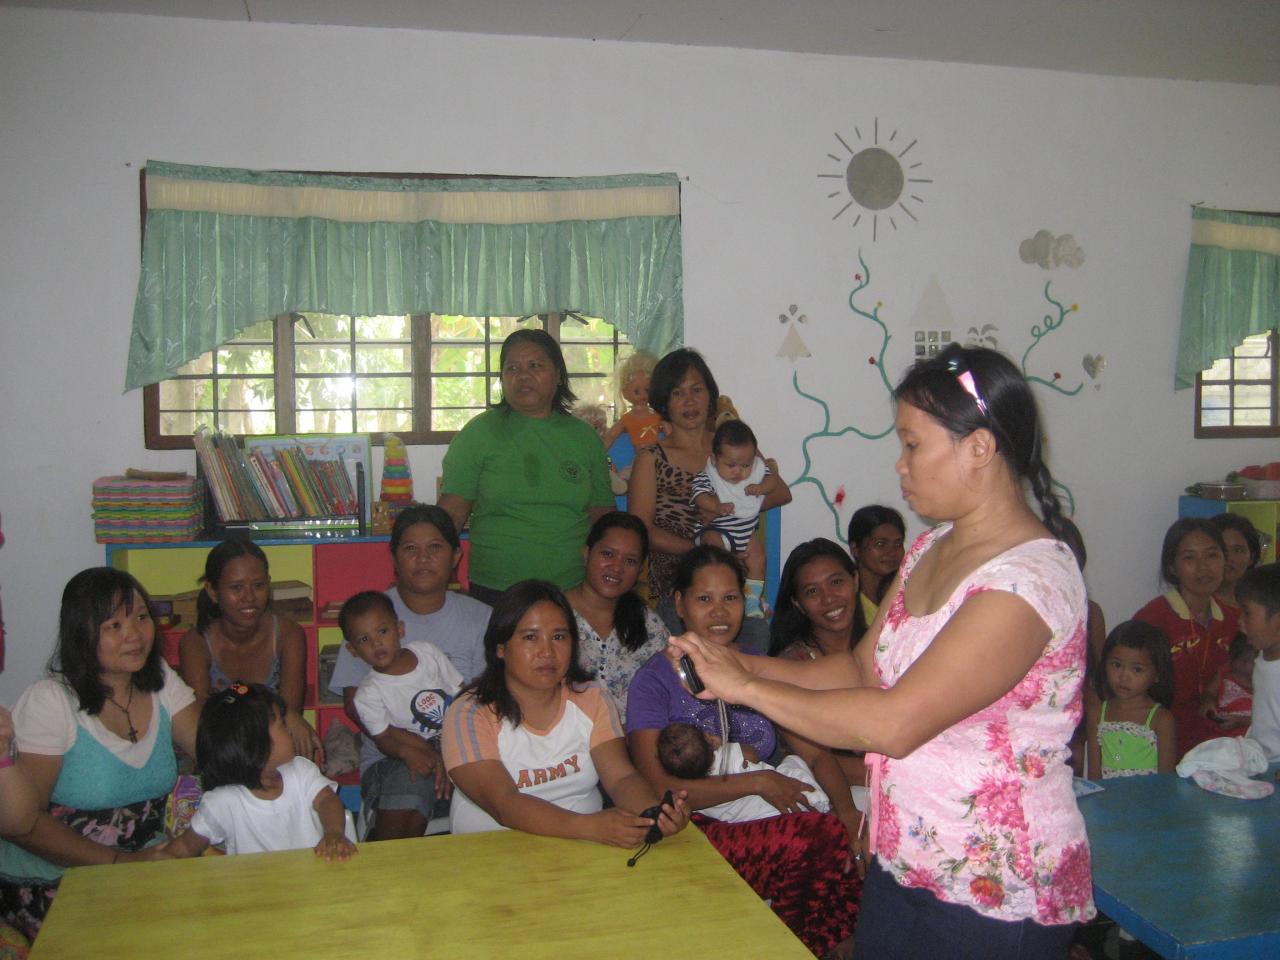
{"left": 0, "top": 568, "right": 201, "bottom": 939}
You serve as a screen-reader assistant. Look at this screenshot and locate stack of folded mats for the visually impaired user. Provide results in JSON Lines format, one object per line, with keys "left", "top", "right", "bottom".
{"left": 93, "top": 474, "right": 205, "bottom": 543}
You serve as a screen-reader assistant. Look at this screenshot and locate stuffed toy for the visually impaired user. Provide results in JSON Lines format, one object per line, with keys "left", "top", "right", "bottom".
{"left": 714, "top": 395, "right": 741, "bottom": 428}
{"left": 604, "top": 352, "right": 664, "bottom": 448}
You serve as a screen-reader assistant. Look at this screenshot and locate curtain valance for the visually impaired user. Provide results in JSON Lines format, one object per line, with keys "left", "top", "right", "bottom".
{"left": 1175, "top": 207, "right": 1280, "bottom": 390}
{"left": 126, "top": 162, "right": 684, "bottom": 390}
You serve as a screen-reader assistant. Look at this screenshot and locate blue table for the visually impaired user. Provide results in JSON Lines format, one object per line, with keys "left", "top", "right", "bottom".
{"left": 1078, "top": 772, "right": 1280, "bottom": 959}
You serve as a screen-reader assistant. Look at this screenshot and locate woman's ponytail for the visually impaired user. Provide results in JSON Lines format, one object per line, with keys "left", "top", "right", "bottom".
{"left": 195, "top": 590, "right": 219, "bottom": 633}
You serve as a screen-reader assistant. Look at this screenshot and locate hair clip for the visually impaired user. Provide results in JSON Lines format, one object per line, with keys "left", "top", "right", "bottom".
{"left": 956, "top": 370, "right": 988, "bottom": 416}
{"left": 219, "top": 683, "right": 251, "bottom": 703}
{"left": 946, "top": 357, "right": 988, "bottom": 417}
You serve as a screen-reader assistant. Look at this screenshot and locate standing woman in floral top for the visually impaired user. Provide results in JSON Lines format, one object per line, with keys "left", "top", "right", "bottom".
{"left": 565, "top": 512, "right": 669, "bottom": 720}
{"left": 671, "top": 344, "right": 1092, "bottom": 959}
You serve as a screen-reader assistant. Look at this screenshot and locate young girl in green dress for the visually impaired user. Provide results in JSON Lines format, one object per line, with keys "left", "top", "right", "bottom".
{"left": 1086, "top": 621, "right": 1177, "bottom": 778}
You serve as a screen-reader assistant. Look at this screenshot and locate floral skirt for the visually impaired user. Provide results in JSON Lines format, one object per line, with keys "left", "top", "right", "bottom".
{"left": 696, "top": 810, "right": 861, "bottom": 957}
{"left": 0, "top": 791, "right": 167, "bottom": 941}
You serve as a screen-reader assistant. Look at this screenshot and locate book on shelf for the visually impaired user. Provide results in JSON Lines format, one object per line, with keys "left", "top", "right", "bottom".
{"left": 295, "top": 449, "right": 328, "bottom": 514}
{"left": 319, "top": 599, "right": 346, "bottom": 621}
{"left": 192, "top": 428, "right": 237, "bottom": 522}
{"left": 271, "top": 579, "right": 312, "bottom": 601}
{"left": 250, "top": 449, "right": 297, "bottom": 517}
{"left": 274, "top": 596, "right": 313, "bottom": 622}
{"left": 247, "top": 435, "right": 369, "bottom": 523}
{"left": 263, "top": 455, "right": 301, "bottom": 516}
{"left": 275, "top": 448, "right": 318, "bottom": 515}
{"left": 192, "top": 430, "right": 369, "bottom": 531}
{"left": 246, "top": 450, "right": 289, "bottom": 518}
{"left": 213, "top": 431, "right": 269, "bottom": 520}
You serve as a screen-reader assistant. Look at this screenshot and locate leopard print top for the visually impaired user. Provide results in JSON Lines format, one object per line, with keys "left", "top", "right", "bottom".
{"left": 645, "top": 442, "right": 702, "bottom": 600}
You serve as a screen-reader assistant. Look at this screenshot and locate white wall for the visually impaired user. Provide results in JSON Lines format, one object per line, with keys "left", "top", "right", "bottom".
{"left": 1, "top": 7, "right": 1278, "bottom": 701}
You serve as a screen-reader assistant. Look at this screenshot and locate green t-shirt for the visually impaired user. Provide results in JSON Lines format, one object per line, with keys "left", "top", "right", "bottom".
{"left": 442, "top": 408, "right": 614, "bottom": 590}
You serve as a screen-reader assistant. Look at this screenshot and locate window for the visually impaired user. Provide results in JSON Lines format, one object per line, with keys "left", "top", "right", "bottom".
{"left": 1195, "top": 329, "right": 1280, "bottom": 438}
{"left": 145, "top": 312, "right": 631, "bottom": 448}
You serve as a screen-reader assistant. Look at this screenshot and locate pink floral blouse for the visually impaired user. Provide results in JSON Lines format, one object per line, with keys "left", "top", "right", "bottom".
{"left": 868, "top": 525, "right": 1094, "bottom": 925}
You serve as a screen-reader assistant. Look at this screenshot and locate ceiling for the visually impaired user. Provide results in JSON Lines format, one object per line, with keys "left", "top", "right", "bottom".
{"left": 5, "top": 0, "right": 1280, "bottom": 87}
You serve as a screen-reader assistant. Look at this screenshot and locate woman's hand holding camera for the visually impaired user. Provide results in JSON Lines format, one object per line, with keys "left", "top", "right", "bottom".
{"left": 666, "top": 633, "right": 755, "bottom": 704}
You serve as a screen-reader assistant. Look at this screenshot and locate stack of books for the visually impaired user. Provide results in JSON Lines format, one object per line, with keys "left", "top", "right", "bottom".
{"left": 92, "top": 472, "right": 205, "bottom": 543}
{"left": 268, "top": 579, "right": 313, "bottom": 621}
{"left": 193, "top": 428, "right": 361, "bottom": 523}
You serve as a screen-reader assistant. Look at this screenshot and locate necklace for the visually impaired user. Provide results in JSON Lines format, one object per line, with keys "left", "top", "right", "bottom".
{"left": 106, "top": 684, "right": 139, "bottom": 743}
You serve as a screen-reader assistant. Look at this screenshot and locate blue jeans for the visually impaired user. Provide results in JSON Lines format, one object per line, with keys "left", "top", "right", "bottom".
{"left": 852, "top": 859, "right": 1077, "bottom": 960}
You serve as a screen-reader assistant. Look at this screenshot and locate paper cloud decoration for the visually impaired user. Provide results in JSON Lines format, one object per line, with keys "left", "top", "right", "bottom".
{"left": 1020, "top": 230, "right": 1086, "bottom": 269}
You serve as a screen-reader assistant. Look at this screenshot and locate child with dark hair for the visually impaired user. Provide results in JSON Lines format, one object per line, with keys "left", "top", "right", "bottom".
{"left": 1212, "top": 513, "right": 1262, "bottom": 608}
{"left": 341, "top": 590, "right": 464, "bottom": 840}
{"left": 1203, "top": 634, "right": 1256, "bottom": 735}
{"left": 1237, "top": 563, "right": 1280, "bottom": 759}
{"left": 1086, "top": 621, "right": 1176, "bottom": 778}
{"left": 657, "top": 721, "right": 829, "bottom": 822}
{"left": 163, "top": 684, "right": 355, "bottom": 859}
{"left": 326, "top": 503, "right": 491, "bottom": 791}
{"left": 689, "top": 419, "right": 786, "bottom": 617}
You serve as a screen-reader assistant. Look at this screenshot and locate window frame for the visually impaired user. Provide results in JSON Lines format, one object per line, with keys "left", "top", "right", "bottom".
{"left": 1194, "top": 328, "right": 1280, "bottom": 438}
{"left": 143, "top": 312, "right": 628, "bottom": 449}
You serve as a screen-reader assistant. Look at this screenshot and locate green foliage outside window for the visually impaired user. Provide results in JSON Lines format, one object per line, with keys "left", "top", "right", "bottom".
{"left": 149, "top": 312, "right": 629, "bottom": 447}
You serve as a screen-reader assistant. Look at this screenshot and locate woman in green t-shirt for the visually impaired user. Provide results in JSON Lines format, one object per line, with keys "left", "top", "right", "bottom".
{"left": 438, "top": 329, "right": 614, "bottom": 603}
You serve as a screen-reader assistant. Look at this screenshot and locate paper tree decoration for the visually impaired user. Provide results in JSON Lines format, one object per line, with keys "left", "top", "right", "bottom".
{"left": 379, "top": 435, "right": 413, "bottom": 504}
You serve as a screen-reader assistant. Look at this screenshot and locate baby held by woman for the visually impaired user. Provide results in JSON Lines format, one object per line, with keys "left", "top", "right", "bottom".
{"left": 657, "top": 721, "right": 828, "bottom": 822}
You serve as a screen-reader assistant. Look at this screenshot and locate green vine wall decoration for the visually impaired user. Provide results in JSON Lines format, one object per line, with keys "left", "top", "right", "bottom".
{"left": 784, "top": 261, "right": 1084, "bottom": 538}
{"left": 1021, "top": 281, "right": 1083, "bottom": 397}
{"left": 788, "top": 252, "right": 895, "bottom": 539}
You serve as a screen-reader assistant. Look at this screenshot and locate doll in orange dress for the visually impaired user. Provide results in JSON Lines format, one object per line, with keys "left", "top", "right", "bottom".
{"left": 603, "top": 352, "right": 664, "bottom": 449}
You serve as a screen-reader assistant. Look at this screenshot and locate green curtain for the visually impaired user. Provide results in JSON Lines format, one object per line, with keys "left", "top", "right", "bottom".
{"left": 1175, "top": 207, "right": 1280, "bottom": 390}
{"left": 126, "top": 162, "right": 684, "bottom": 390}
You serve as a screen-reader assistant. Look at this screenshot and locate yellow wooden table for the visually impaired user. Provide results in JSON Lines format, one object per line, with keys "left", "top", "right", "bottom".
{"left": 31, "top": 827, "right": 810, "bottom": 959}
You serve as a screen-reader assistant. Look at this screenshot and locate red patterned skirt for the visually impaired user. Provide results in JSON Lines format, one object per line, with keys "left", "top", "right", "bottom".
{"left": 696, "top": 810, "right": 861, "bottom": 956}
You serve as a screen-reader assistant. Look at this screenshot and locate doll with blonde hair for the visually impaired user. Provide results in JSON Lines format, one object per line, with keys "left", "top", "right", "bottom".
{"left": 604, "top": 352, "right": 664, "bottom": 448}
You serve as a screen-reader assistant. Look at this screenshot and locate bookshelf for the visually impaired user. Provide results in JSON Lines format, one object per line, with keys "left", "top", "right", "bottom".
{"left": 193, "top": 430, "right": 370, "bottom": 536}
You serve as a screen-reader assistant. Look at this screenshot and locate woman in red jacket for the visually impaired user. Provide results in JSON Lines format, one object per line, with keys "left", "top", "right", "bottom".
{"left": 1133, "top": 518, "right": 1239, "bottom": 758}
